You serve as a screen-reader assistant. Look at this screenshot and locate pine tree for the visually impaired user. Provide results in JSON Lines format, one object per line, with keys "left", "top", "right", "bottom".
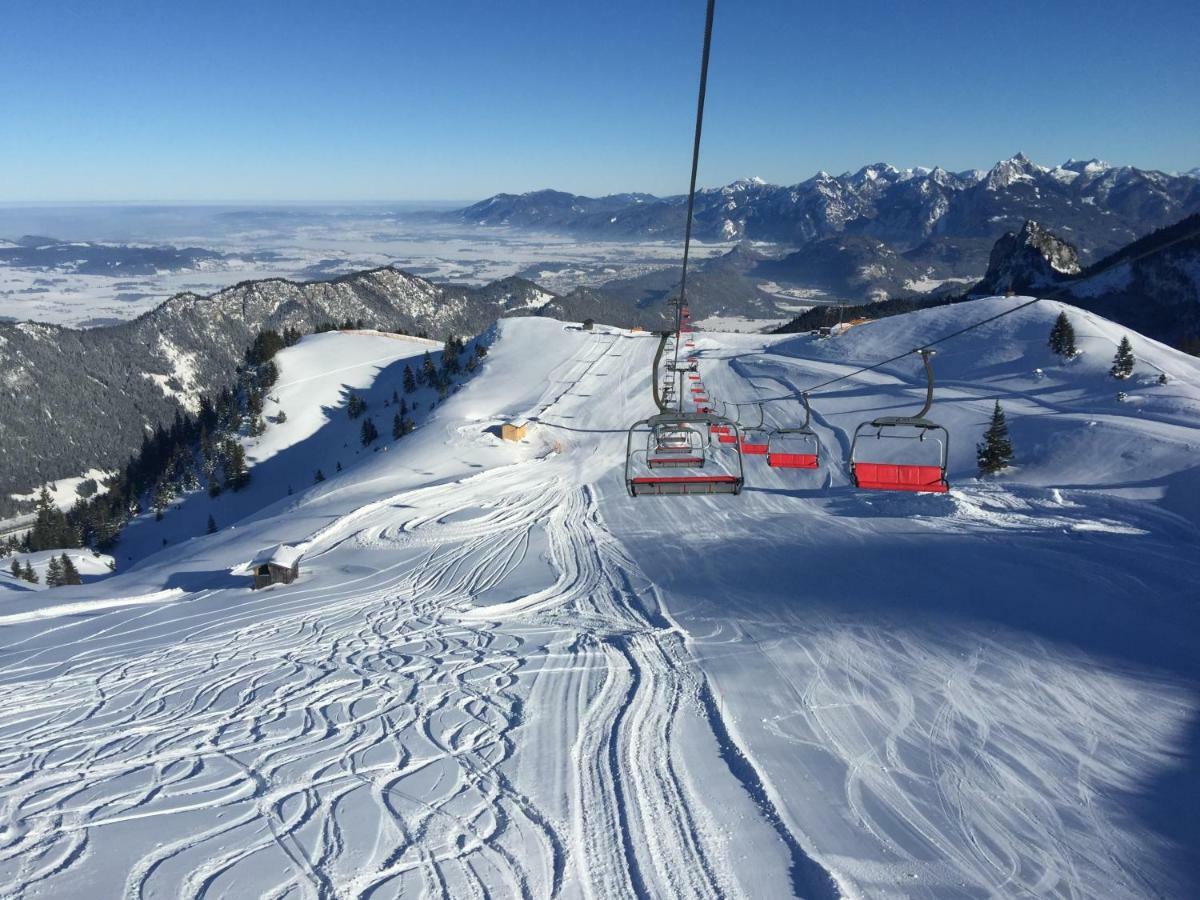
{"left": 1048, "top": 311, "right": 1077, "bottom": 359}
{"left": 977, "top": 401, "right": 1014, "bottom": 476}
{"left": 336, "top": 461, "right": 343, "bottom": 472}
{"left": 223, "top": 440, "right": 250, "bottom": 490}
{"left": 46, "top": 555, "right": 64, "bottom": 588}
{"left": 314, "top": 468, "right": 326, "bottom": 483}
{"left": 60, "top": 554, "right": 81, "bottom": 585}
{"left": 421, "top": 351, "right": 437, "bottom": 385}
{"left": 474, "top": 343, "right": 487, "bottom": 359}
{"left": 347, "top": 393, "right": 366, "bottom": 418}
{"left": 206, "top": 514, "right": 218, "bottom": 534}
{"left": 392, "top": 389, "right": 400, "bottom": 404}
{"left": 276, "top": 410, "right": 287, "bottom": 424}
{"left": 393, "top": 413, "right": 404, "bottom": 440}
{"left": 1110, "top": 336, "right": 1135, "bottom": 379}
{"left": 403, "top": 365, "right": 417, "bottom": 394}
{"left": 22, "top": 561, "right": 37, "bottom": 584}
{"left": 361, "top": 417, "right": 379, "bottom": 446}
{"left": 9, "top": 559, "right": 19, "bottom": 579}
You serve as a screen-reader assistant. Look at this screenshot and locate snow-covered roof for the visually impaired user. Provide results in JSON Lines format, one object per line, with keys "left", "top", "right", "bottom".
{"left": 251, "top": 544, "right": 303, "bottom": 568}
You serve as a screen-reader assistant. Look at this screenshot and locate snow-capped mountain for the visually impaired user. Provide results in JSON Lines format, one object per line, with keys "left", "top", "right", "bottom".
{"left": 0, "top": 268, "right": 554, "bottom": 510}
{"left": 449, "top": 155, "right": 1200, "bottom": 258}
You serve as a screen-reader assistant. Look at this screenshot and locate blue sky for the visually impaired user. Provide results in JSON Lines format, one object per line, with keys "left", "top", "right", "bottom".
{"left": 1, "top": 0, "right": 1197, "bottom": 202}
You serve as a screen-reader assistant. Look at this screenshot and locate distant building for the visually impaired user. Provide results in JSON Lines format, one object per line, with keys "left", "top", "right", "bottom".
{"left": 250, "top": 544, "right": 302, "bottom": 589}
{"left": 500, "top": 420, "right": 529, "bottom": 442}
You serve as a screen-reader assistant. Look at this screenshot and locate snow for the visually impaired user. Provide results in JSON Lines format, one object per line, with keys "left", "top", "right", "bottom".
{"left": 904, "top": 275, "right": 977, "bottom": 293}
{"left": 8, "top": 468, "right": 112, "bottom": 511}
{"left": 1, "top": 548, "right": 114, "bottom": 591}
{"left": 0, "top": 304, "right": 1198, "bottom": 897}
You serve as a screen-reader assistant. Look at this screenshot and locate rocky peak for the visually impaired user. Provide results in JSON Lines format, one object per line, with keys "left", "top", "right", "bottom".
{"left": 978, "top": 220, "right": 1082, "bottom": 294}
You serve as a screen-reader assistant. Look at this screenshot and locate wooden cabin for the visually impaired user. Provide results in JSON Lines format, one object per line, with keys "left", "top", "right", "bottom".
{"left": 500, "top": 420, "right": 529, "bottom": 442}
{"left": 250, "top": 544, "right": 302, "bottom": 589}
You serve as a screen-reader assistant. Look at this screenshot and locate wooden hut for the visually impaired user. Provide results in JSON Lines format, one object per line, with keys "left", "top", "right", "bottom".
{"left": 500, "top": 420, "right": 529, "bottom": 442}
{"left": 250, "top": 544, "right": 302, "bottom": 589}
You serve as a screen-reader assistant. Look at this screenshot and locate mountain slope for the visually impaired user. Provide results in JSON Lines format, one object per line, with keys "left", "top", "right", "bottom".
{"left": 2, "top": 307, "right": 1198, "bottom": 898}
{"left": 0, "top": 267, "right": 553, "bottom": 508}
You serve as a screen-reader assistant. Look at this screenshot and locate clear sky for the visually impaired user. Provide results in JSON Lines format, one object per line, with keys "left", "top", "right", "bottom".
{"left": 2, "top": 0, "right": 1197, "bottom": 202}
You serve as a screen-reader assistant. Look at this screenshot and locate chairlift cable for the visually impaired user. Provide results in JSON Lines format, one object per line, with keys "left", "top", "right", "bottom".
{"left": 670, "top": 0, "right": 717, "bottom": 407}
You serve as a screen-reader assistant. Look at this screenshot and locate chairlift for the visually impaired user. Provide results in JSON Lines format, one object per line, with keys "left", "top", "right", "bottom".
{"left": 848, "top": 349, "right": 949, "bottom": 493}
{"left": 646, "top": 423, "right": 707, "bottom": 468}
{"left": 741, "top": 429, "right": 769, "bottom": 455}
{"left": 767, "top": 393, "right": 820, "bottom": 470}
{"left": 627, "top": 412, "right": 744, "bottom": 496}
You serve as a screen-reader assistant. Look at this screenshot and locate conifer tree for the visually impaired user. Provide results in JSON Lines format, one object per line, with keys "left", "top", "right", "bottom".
{"left": 22, "top": 561, "right": 37, "bottom": 584}
{"left": 1110, "top": 336, "right": 1135, "bottom": 379}
{"left": 314, "top": 469, "right": 326, "bottom": 483}
{"left": 393, "top": 413, "right": 404, "bottom": 440}
{"left": 1048, "top": 311, "right": 1078, "bottom": 359}
{"left": 977, "top": 401, "right": 1014, "bottom": 476}
{"left": 403, "top": 365, "right": 417, "bottom": 394}
{"left": 421, "top": 351, "right": 437, "bottom": 385}
{"left": 223, "top": 440, "right": 250, "bottom": 490}
{"left": 9, "top": 559, "right": 19, "bottom": 579}
{"left": 336, "top": 461, "right": 343, "bottom": 472}
{"left": 206, "top": 514, "right": 218, "bottom": 534}
{"left": 46, "top": 555, "right": 64, "bottom": 588}
{"left": 361, "top": 417, "right": 379, "bottom": 446}
{"left": 60, "top": 554, "right": 81, "bottom": 585}
{"left": 276, "top": 410, "right": 287, "bottom": 424}
{"left": 347, "top": 393, "right": 366, "bottom": 418}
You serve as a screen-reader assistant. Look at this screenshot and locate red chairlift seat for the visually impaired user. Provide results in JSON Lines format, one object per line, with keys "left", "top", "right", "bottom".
{"left": 764, "top": 394, "right": 822, "bottom": 470}
{"left": 629, "top": 474, "right": 740, "bottom": 495}
{"left": 852, "top": 463, "right": 947, "bottom": 492}
{"left": 848, "top": 350, "right": 950, "bottom": 494}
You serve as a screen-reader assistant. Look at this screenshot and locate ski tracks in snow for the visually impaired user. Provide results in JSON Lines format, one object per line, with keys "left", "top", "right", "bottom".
{"left": 0, "top": 332, "right": 795, "bottom": 899}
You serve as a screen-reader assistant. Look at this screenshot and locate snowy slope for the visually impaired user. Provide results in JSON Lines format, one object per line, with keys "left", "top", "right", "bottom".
{"left": 1, "top": 303, "right": 1198, "bottom": 898}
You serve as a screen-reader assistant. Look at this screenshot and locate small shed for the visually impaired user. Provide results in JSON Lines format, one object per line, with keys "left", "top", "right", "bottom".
{"left": 582, "top": 318, "right": 595, "bottom": 331}
{"left": 500, "top": 420, "right": 529, "bottom": 442}
{"left": 250, "top": 544, "right": 302, "bottom": 590}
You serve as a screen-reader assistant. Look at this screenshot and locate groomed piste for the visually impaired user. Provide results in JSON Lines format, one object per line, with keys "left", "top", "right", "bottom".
{"left": 1, "top": 301, "right": 1199, "bottom": 899}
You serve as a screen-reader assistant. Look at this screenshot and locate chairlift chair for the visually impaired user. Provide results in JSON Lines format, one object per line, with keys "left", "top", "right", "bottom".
{"left": 646, "top": 424, "right": 707, "bottom": 469}
{"left": 627, "top": 412, "right": 744, "bottom": 496}
{"left": 740, "top": 429, "right": 769, "bottom": 455}
{"left": 767, "top": 393, "right": 821, "bottom": 470}
{"left": 848, "top": 350, "right": 949, "bottom": 493}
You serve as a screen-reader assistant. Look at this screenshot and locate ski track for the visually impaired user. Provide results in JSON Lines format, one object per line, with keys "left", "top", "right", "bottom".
{"left": 0, "top": 333, "right": 769, "bottom": 899}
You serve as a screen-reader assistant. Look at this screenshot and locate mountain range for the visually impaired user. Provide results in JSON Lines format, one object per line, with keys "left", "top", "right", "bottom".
{"left": 450, "top": 156, "right": 1200, "bottom": 301}
{"left": 451, "top": 156, "right": 1200, "bottom": 258}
